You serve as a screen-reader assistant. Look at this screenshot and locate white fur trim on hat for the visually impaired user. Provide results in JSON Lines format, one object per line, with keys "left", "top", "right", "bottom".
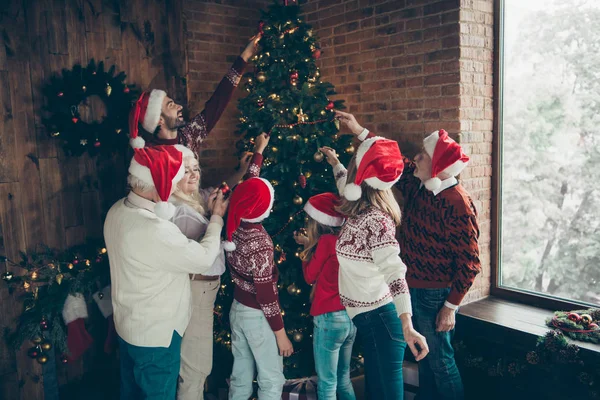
{"left": 175, "top": 145, "right": 195, "bottom": 159}
{"left": 242, "top": 178, "right": 275, "bottom": 223}
{"left": 423, "top": 130, "right": 439, "bottom": 159}
{"left": 424, "top": 177, "right": 442, "bottom": 191}
{"left": 63, "top": 293, "right": 88, "bottom": 325}
{"left": 142, "top": 89, "right": 167, "bottom": 133}
{"left": 343, "top": 183, "right": 362, "bottom": 201}
{"left": 364, "top": 174, "right": 402, "bottom": 190}
{"left": 128, "top": 158, "right": 154, "bottom": 188}
{"left": 304, "top": 201, "right": 344, "bottom": 227}
{"left": 130, "top": 136, "right": 145, "bottom": 149}
{"left": 441, "top": 158, "right": 468, "bottom": 177}
{"left": 223, "top": 241, "right": 237, "bottom": 251}
{"left": 155, "top": 201, "right": 176, "bottom": 220}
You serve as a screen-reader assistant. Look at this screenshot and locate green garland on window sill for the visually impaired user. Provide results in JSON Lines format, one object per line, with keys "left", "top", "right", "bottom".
{"left": 545, "top": 309, "right": 600, "bottom": 344}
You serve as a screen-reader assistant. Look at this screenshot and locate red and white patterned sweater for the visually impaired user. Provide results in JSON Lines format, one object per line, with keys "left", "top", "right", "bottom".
{"left": 226, "top": 222, "right": 283, "bottom": 331}
{"left": 142, "top": 57, "right": 246, "bottom": 157}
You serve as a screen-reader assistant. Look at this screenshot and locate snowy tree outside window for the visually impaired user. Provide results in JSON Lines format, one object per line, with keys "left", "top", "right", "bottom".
{"left": 499, "top": 0, "right": 600, "bottom": 305}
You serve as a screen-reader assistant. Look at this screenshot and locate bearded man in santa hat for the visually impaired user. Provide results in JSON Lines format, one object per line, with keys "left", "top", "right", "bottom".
{"left": 104, "top": 145, "right": 229, "bottom": 399}
{"left": 128, "top": 35, "right": 261, "bottom": 156}
{"left": 331, "top": 110, "right": 481, "bottom": 400}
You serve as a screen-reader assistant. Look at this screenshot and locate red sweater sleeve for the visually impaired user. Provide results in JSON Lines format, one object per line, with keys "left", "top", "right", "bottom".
{"left": 243, "top": 153, "right": 264, "bottom": 181}
{"left": 302, "top": 235, "right": 335, "bottom": 284}
{"left": 251, "top": 247, "right": 284, "bottom": 331}
{"left": 446, "top": 203, "right": 481, "bottom": 306}
{"left": 179, "top": 57, "right": 247, "bottom": 156}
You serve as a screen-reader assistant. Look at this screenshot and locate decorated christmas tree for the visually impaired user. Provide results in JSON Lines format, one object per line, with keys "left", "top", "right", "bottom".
{"left": 213, "top": 1, "right": 355, "bottom": 379}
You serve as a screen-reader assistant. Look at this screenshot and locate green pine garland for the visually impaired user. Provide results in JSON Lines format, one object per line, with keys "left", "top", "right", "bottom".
{"left": 42, "top": 59, "right": 138, "bottom": 157}
{"left": 1, "top": 240, "right": 110, "bottom": 364}
{"left": 546, "top": 309, "right": 600, "bottom": 344}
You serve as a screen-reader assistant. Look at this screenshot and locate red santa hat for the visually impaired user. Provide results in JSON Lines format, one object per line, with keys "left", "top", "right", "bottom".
{"left": 128, "top": 89, "right": 167, "bottom": 148}
{"left": 223, "top": 177, "right": 275, "bottom": 251}
{"left": 422, "top": 129, "right": 470, "bottom": 191}
{"left": 343, "top": 136, "right": 405, "bottom": 201}
{"left": 304, "top": 192, "right": 345, "bottom": 227}
{"left": 128, "top": 145, "right": 186, "bottom": 219}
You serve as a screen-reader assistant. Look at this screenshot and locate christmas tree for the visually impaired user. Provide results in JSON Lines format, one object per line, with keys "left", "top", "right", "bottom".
{"left": 213, "top": 1, "right": 355, "bottom": 379}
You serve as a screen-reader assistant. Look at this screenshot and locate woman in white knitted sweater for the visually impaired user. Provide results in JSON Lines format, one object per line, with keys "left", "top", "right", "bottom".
{"left": 319, "top": 113, "right": 428, "bottom": 400}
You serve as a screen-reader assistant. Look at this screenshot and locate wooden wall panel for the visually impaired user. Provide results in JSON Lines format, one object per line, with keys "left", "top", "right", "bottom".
{"left": 0, "top": 0, "right": 187, "bottom": 397}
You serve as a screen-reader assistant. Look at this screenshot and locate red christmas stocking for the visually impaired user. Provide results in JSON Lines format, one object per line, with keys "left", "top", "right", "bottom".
{"left": 62, "top": 294, "right": 93, "bottom": 361}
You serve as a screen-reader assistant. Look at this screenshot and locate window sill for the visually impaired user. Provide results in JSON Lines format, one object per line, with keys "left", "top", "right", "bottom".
{"left": 457, "top": 296, "right": 600, "bottom": 355}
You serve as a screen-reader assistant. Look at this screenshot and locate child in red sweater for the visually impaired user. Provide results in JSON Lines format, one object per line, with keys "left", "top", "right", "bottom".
{"left": 294, "top": 193, "right": 356, "bottom": 400}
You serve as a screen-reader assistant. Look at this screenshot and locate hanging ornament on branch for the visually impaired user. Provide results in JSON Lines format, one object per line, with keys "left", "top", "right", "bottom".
{"left": 298, "top": 174, "right": 307, "bottom": 189}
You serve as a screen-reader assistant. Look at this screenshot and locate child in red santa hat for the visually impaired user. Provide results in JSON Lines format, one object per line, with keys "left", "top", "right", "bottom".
{"left": 293, "top": 192, "right": 357, "bottom": 400}
{"left": 319, "top": 131, "right": 429, "bottom": 400}
{"left": 330, "top": 110, "right": 480, "bottom": 400}
{"left": 224, "top": 169, "right": 293, "bottom": 399}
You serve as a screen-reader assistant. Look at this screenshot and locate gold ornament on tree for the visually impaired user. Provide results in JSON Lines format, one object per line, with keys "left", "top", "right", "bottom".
{"left": 41, "top": 341, "right": 52, "bottom": 351}
{"left": 105, "top": 83, "right": 112, "bottom": 96}
{"left": 257, "top": 72, "right": 267, "bottom": 82}
{"left": 297, "top": 108, "right": 308, "bottom": 123}
{"left": 293, "top": 195, "right": 303, "bottom": 205}
{"left": 36, "top": 355, "right": 49, "bottom": 365}
{"left": 313, "top": 151, "right": 324, "bottom": 162}
{"left": 293, "top": 332, "right": 304, "bottom": 342}
{"left": 345, "top": 145, "right": 355, "bottom": 154}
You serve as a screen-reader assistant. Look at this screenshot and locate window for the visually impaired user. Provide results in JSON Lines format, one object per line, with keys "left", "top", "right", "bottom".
{"left": 496, "top": 0, "right": 600, "bottom": 307}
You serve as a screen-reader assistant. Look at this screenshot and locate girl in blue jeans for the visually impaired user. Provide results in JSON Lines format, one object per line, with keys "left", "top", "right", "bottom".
{"left": 294, "top": 193, "right": 356, "bottom": 400}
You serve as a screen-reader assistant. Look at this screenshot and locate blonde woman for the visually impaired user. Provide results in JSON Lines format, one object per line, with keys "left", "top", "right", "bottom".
{"left": 319, "top": 128, "right": 428, "bottom": 399}
{"left": 171, "top": 136, "right": 269, "bottom": 400}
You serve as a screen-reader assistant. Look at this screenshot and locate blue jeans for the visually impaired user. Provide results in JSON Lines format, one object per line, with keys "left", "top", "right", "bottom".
{"left": 313, "top": 310, "right": 357, "bottom": 400}
{"left": 228, "top": 300, "right": 285, "bottom": 400}
{"left": 118, "top": 331, "right": 182, "bottom": 400}
{"left": 352, "top": 303, "right": 407, "bottom": 400}
{"left": 410, "top": 288, "right": 464, "bottom": 400}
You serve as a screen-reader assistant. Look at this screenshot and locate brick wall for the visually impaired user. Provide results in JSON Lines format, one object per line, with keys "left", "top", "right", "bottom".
{"left": 183, "top": 0, "right": 493, "bottom": 303}
{"left": 303, "top": 0, "right": 492, "bottom": 303}
{"left": 457, "top": 0, "right": 494, "bottom": 302}
{"left": 183, "top": 0, "right": 270, "bottom": 187}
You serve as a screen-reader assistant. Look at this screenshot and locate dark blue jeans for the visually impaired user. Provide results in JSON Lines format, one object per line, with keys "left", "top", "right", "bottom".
{"left": 118, "top": 331, "right": 182, "bottom": 400}
{"left": 352, "top": 303, "right": 407, "bottom": 400}
{"left": 410, "top": 288, "right": 464, "bottom": 400}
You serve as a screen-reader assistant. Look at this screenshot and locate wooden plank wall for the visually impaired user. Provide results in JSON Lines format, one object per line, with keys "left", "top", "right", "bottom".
{"left": 0, "top": 0, "right": 186, "bottom": 398}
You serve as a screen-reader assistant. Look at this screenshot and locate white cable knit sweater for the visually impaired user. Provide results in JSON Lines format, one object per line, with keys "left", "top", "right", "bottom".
{"left": 333, "top": 164, "right": 412, "bottom": 319}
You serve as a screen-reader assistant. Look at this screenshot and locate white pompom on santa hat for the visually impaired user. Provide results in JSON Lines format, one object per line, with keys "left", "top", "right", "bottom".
{"left": 343, "top": 136, "right": 405, "bottom": 201}
{"left": 422, "top": 129, "right": 470, "bottom": 192}
{"left": 128, "top": 144, "right": 187, "bottom": 220}
{"left": 128, "top": 89, "right": 167, "bottom": 148}
{"left": 304, "top": 192, "right": 345, "bottom": 227}
{"left": 223, "top": 177, "right": 275, "bottom": 251}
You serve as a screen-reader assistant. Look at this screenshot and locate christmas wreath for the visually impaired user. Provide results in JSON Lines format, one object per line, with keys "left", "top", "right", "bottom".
{"left": 546, "top": 308, "right": 600, "bottom": 344}
{"left": 42, "top": 59, "right": 138, "bottom": 156}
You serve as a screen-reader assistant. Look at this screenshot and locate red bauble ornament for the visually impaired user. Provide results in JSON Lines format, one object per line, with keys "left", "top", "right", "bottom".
{"left": 290, "top": 71, "right": 299, "bottom": 80}
{"left": 219, "top": 182, "right": 231, "bottom": 198}
{"left": 124, "top": 87, "right": 130, "bottom": 93}
{"left": 326, "top": 101, "right": 335, "bottom": 110}
{"left": 94, "top": 141, "right": 101, "bottom": 148}
{"left": 27, "top": 347, "right": 40, "bottom": 359}
{"left": 567, "top": 312, "right": 581, "bottom": 323}
{"left": 312, "top": 49, "right": 321, "bottom": 59}
{"left": 298, "top": 174, "right": 307, "bottom": 189}
{"left": 73, "top": 259, "right": 79, "bottom": 265}
{"left": 71, "top": 117, "right": 79, "bottom": 124}
{"left": 588, "top": 323, "right": 599, "bottom": 330}
{"left": 257, "top": 99, "right": 264, "bottom": 107}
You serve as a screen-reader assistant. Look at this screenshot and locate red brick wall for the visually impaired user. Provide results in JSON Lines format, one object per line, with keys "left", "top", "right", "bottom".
{"left": 457, "top": 0, "right": 494, "bottom": 302}
{"left": 183, "top": 0, "right": 270, "bottom": 187}
{"left": 303, "top": 0, "right": 492, "bottom": 303}
{"left": 183, "top": 0, "right": 493, "bottom": 303}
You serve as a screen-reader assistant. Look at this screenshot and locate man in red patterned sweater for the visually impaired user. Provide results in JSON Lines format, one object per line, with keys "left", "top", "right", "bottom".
{"left": 335, "top": 110, "right": 480, "bottom": 400}
{"left": 128, "top": 35, "right": 261, "bottom": 157}
{"left": 222, "top": 133, "right": 293, "bottom": 399}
